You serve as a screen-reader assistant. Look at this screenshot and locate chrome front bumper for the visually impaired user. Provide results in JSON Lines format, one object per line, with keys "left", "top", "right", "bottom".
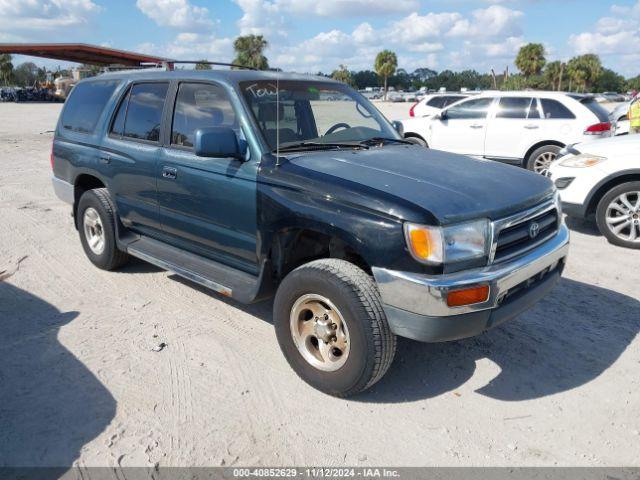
{"left": 372, "top": 224, "right": 570, "bottom": 341}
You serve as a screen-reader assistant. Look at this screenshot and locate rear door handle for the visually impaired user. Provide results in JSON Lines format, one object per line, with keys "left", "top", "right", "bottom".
{"left": 162, "top": 166, "right": 177, "bottom": 180}
{"left": 99, "top": 155, "right": 111, "bottom": 164}
{"left": 524, "top": 124, "right": 539, "bottom": 129}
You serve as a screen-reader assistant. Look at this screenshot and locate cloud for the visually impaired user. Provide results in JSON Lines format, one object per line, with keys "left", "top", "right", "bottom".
{"left": 138, "top": 33, "right": 234, "bottom": 61}
{"left": 275, "top": 0, "right": 419, "bottom": 16}
{"left": 136, "top": 0, "right": 213, "bottom": 31}
{"left": 448, "top": 5, "right": 523, "bottom": 38}
{"left": 0, "top": 0, "right": 100, "bottom": 32}
{"left": 387, "top": 12, "right": 463, "bottom": 43}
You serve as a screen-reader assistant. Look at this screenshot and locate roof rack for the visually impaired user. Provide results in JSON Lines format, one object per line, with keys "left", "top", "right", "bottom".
{"left": 170, "top": 61, "right": 257, "bottom": 70}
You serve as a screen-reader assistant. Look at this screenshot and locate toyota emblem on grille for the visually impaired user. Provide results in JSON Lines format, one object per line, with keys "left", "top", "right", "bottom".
{"left": 529, "top": 221, "right": 540, "bottom": 239}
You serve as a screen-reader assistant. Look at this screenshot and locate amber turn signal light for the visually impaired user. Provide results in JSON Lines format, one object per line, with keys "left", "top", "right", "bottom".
{"left": 447, "top": 285, "right": 490, "bottom": 307}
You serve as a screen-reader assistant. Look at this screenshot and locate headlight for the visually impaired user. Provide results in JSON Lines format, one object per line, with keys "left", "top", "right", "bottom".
{"left": 559, "top": 153, "right": 606, "bottom": 168}
{"left": 554, "top": 190, "right": 563, "bottom": 219}
{"left": 405, "top": 219, "right": 489, "bottom": 265}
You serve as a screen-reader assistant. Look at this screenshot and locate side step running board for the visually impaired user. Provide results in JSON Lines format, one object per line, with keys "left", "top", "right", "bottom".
{"left": 126, "top": 236, "right": 261, "bottom": 303}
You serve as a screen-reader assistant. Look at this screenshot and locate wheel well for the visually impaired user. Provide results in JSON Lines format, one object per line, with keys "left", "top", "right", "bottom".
{"left": 585, "top": 174, "right": 640, "bottom": 216}
{"left": 404, "top": 132, "right": 428, "bottom": 146}
{"left": 270, "top": 229, "right": 371, "bottom": 280}
{"left": 524, "top": 141, "right": 565, "bottom": 164}
{"left": 73, "top": 174, "right": 105, "bottom": 227}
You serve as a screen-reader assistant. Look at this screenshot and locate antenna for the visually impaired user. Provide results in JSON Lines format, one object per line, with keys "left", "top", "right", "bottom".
{"left": 276, "top": 72, "right": 280, "bottom": 165}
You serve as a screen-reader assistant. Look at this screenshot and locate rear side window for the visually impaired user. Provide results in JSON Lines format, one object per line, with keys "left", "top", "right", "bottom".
{"left": 496, "top": 97, "right": 534, "bottom": 119}
{"left": 111, "top": 83, "right": 169, "bottom": 142}
{"left": 540, "top": 99, "right": 575, "bottom": 119}
{"left": 426, "top": 96, "right": 446, "bottom": 108}
{"left": 171, "top": 83, "right": 237, "bottom": 148}
{"left": 61, "top": 80, "right": 119, "bottom": 134}
{"left": 442, "top": 96, "right": 465, "bottom": 107}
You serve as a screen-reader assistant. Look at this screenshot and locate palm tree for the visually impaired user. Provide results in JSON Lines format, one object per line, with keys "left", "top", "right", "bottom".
{"left": 232, "top": 35, "right": 269, "bottom": 70}
{"left": 515, "top": 43, "right": 546, "bottom": 81}
{"left": 567, "top": 54, "right": 602, "bottom": 92}
{"left": 331, "top": 64, "right": 352, "bottom": 85}
{"left": 544, "top": 61, "right": 565, "bottom": 91}
{"left": 375, "top": 50, "right": 397, "bottom": 100}
{"left": 0, "top": 54, "right": 14, "bottom": 86}
{"left": 195, "top": 60, "right": 212, "bottom": 70}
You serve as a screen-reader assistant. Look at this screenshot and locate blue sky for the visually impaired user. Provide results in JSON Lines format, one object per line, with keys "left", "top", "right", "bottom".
{"left": 2, "top": 0, "right": 639, "bottom": 77}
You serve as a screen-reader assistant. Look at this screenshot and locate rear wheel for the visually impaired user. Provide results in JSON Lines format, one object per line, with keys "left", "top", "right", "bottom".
{"left": 273, "top": 259, "right": 396, "bottom": 397}
{"left": 78, "top": 188, "right": 129, "bottom": 270}
{"left": 526, "top": 145, "right": 561, "bottom": 176}
{"left": 596, "top": 182, "right": 640, "bottom": 249}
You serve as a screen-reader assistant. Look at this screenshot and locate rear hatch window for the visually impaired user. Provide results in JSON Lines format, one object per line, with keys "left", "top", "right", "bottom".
{"left": 60, "top": 80, "right": 120, "bottom": 134}
{"left": 569, "top": 95, "right": 610, "bottom": 122}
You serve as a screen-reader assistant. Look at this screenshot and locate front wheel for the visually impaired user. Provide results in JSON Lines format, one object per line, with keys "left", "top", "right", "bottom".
{"left": 405, "top": 136, "right": 428, "bottom": 147}
{"left": 596, "top": 182, "right": 640, "bottom": 249}
{"left": 273, "top": 259, "right": 396, "bottom": 397}
{"left": 526, "top": 145, "right": 561, "bottom": 176}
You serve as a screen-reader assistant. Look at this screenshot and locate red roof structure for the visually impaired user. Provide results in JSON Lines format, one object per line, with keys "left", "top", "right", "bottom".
{"left": 0, "top": 43, "right": 173, "bottom": 67}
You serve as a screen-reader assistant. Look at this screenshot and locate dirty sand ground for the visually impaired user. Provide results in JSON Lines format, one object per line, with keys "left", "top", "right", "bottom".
{"left": 0, "top": 103, "right": 638, "bottom": 468}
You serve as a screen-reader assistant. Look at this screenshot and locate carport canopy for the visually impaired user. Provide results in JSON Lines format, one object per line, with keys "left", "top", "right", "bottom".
{"left": 0, "top": 43, "right": 174, "bottom": 67}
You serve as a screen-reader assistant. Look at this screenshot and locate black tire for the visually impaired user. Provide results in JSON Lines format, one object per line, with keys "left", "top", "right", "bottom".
{"left": 595, "top": 181, "right": 640, "bottom": 249}
{"left": 77, "top": 188, "right": 129, "bottom": 270}
{"left": 525, "top": 144, "right": 561, "bottom": 175}
{"left": 405, "top": 136, "right": 428, "bottom": 147}
{"left": 273, "top": 259, "right": 396, "bottom": 397}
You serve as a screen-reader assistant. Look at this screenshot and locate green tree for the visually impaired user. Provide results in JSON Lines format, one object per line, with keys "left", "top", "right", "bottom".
{"left": 515, "top": 43, "right": 546, "bottom": 80}
{"left": 567, "top": 54, "right": 602, "bottom": 92}
{"left": 0, "top": 53, "right": 13, "bottom": 86}
{"left": 331, "top": 64, "right": 353, "bottom": 85}
{"left": 544, "top": 61, "right": 565, "bottom": 91}
{"left": 232, "top": 35, "right": 269, "bottom": 70}
{"left": 13, "top": 62, "right": 42, "bottom": 87}
{"left": 374, "top": 50, "right": 397, "bottom": 100}
{"left": 594, "top": 68, "right": 625, "bottom": 92}
{"left": 627, "top": 75, "right": 640, "bottom": 92}
{"left": 195, "top": 60, "right": 212, "bottom": 70}
{"left": 352, "top": 70, "right": 378, "bottom": 89}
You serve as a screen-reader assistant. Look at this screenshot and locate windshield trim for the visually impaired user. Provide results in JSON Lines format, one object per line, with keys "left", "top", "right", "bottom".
{"left": 237, "top": 79, "right": 401, "bottom": 155}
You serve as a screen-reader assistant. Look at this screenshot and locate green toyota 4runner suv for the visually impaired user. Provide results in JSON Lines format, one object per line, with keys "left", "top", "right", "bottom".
{"left": 52, "top": 69, "right": 569, "bottom": 396}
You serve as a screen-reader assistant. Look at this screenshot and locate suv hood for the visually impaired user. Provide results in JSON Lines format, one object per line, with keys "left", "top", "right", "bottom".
{"left": 288, "top": 145, "right": 554, "bottom": 224}
{"left": 574, "top": 134, "right": 640, "bottom": 158}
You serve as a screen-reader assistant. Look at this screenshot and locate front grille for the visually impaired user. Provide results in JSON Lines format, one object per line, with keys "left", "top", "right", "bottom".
{"left": 494, "top": 208, "right": 558, "bottom": 263}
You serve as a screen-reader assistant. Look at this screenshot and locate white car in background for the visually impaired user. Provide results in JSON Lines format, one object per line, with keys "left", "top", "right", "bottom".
{"left": 549, "top": 135, "right": 640, "bottom": 249}
{"left": 400, "top": 91, "right": 613, "bottom": 175}
{"left": 609, "top": 101, "right": 630, "bottom": 136}
{"left": 408, "top": 92, "right": 473, "bottom": 118}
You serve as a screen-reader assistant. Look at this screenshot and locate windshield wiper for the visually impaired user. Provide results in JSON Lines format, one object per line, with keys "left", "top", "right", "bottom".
{"left": 359, "top": 137, "right": 413, "bottom": 146}
{"left": 274, "top": 141, "right": 368, "bottom": 153}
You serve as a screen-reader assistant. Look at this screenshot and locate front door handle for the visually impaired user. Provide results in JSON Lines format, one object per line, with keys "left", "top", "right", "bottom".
{"left": 524, "top": 124, "right": 539, "bottom": 129}
{"left": 162, "top": 166, "right": 177, "bottom": 180}
{"left": 470, "top": 124, "right": 483, "bottom": 129}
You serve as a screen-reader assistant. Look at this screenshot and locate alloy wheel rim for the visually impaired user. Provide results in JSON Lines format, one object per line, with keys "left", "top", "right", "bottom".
{"left": 83, "top": 207, "right": 106, "bottom": 255}
{"left": 605, "top": 191, "right": 640, "bottom": 243}
{"left": 533, "top": 152, "right": 557, "bottom": 176}
{"left": 289, "top": 294, "right": 350, "bottom": 372}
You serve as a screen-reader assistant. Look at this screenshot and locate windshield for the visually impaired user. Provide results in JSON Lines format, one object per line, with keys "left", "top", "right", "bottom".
{"left": 239, "top": 80, "right": 398, "bottom": 151}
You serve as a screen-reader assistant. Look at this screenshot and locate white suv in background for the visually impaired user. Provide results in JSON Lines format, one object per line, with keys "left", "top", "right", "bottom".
{"left": 549, "top": 135, "right": 640, "bottom": 249}
{"left": 408, "top": 92, "right": 473, "bottom": 118}
{"left": 400, "top": 91, "right": 613, "bottom": 175}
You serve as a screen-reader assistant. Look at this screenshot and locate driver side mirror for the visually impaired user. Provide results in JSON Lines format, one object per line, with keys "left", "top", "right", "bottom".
{"left": 435, "top": 110, "right": 447, "bottom": 121}
{"left": 392, "top": 120, "right": 404, "bottom": 136}
{"left": 194, "top": 127, "right": 247, "bottom": 160}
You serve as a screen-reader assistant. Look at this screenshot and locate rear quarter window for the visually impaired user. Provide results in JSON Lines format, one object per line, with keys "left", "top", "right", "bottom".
{"left": 579, "top": 98, "right": 610, "bottom": 122}
{"left": 60, "top": 80, "right": 120, "bottom": 134}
